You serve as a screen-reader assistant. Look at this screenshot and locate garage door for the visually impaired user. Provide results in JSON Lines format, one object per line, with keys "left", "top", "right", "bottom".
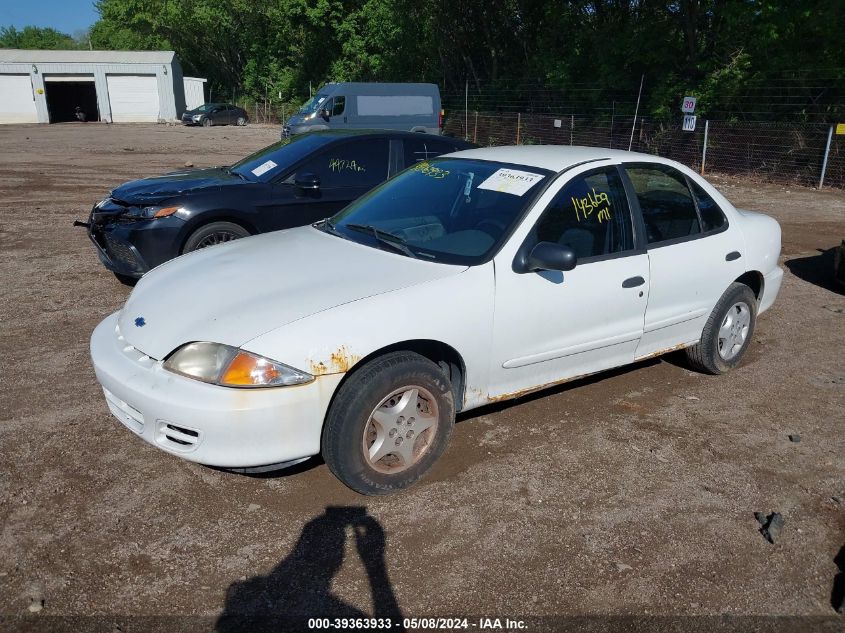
{"left": 107, "top": 75, "right": 160, "bottom": 122}
{"left": 0, "top": 75, "right": 38, "bottom": 124}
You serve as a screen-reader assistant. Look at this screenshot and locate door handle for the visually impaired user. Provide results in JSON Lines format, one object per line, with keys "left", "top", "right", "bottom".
{"left": 622, "top": 276, "right": 645, "bottom": 288}
{"left": 725, "top": 251, "right": 741, "bottom": 261}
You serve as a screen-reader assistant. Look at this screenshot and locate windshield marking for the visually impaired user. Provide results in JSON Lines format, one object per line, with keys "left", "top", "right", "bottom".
{"left": 477, "top": 168, "right": 545, "bottom": 196}
{"left": 411, "top": 161, "right": 450, "bottom": 179}
{"left": 251, "top": 159, "right": 278, "bottom": 177}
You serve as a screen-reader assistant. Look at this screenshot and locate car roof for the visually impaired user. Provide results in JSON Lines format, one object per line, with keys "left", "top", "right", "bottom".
{"left": 446, "top": 145, "right": 666, "bottom": 172}
{"left": 300, "top": 129, "right": 473, "bottom": 146}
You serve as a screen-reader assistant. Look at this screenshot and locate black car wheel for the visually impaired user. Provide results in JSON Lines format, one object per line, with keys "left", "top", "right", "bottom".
{"left": 183, "top": 221, "right": 250, "bottom": 253}
{"left": 113, "top": 272, "right": 138, "bottom": 286}
{"left": 236, "top": 116, "right": 246, "bottom": 126}
{"left": 202, "top": 117, "right": 212, "bottom": 127}
{"left": 322, "top": 351, "right": 455, "bottom": 495}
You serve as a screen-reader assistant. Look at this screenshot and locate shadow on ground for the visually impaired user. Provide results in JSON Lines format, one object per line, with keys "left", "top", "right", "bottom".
{"left": 216, "top": 506, "right": 405, "bottom": 633}
{"left": 785, "top": 246, "right": 845, "bottom": 295}
{"left": 833, "top": 544, "right": 845, "bottom": 614}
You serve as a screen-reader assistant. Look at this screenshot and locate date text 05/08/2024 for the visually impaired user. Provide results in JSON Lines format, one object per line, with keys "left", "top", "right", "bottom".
{"left": 307, "top": 617, "right": 528, "bottom": 630}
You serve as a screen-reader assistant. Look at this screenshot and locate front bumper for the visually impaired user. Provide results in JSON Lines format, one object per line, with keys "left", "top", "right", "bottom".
{"left": 86, "top": 208, "right": 184, "bottom": 277}
{"left": 90, "top": 312, "right": 341, "bottom": 468}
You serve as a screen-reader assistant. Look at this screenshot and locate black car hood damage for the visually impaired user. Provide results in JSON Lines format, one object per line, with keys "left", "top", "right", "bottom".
{"left": 110, "top": 167, "right": 244, "bottom": 205}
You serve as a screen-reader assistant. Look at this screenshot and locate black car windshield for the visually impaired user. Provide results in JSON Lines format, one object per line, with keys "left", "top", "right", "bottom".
{"left": 230, "top": 134, "right": 332, "bottom": 182}
{"left": 330, "top": 158, "right": 552, "bottom": 265}
{"left": 297, "top": 93, "right": 330, "bottom": 115}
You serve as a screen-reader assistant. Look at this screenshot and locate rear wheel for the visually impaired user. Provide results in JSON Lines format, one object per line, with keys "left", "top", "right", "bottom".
{"left": 322, "top": 351, "right": 455, "bottom": 495}
{"left": 183, "top": 221, "right": 250, "bottom": 253}
{"left": 685, "top": 282, "right": 757, "bottom": 374}
{"left": 236, "top": 116, "right": 246, "bottom": 126}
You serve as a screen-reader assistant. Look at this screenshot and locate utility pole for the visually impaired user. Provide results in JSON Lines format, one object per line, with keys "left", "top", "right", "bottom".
{"left": 629, "top": 74, "right": 644, "bottom": 152}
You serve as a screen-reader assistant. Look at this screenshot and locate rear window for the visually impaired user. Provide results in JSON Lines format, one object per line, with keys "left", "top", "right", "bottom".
{"left": 691, "top": 181, "right": 728, "bottom": 232}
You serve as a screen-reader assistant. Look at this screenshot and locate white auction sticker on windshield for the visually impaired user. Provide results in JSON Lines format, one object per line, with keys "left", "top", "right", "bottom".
{"left": 477, "top": 168, "right": 545, "bottom": 196}
{"left": 251, "top": 159, "right": 278, "bottom": 177}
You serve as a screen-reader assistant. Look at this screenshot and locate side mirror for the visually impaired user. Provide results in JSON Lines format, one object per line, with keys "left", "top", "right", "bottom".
{"left": 295, "top": 172, "right": 320, "bottom": 190}
{"left": 523, "top": 241, "right": 577, "bottom": 272}
{"left": 320, "top": 108, "right": 331, "bottom": 120}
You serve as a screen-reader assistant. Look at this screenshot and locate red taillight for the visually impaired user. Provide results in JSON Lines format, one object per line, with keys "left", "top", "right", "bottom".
{"left": 438, "top": 109, "right": 444, "bottom": 128}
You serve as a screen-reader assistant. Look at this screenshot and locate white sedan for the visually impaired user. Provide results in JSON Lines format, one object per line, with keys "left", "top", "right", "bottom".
{"left": 90, "top": 146, "right": 783, "bottom": 494}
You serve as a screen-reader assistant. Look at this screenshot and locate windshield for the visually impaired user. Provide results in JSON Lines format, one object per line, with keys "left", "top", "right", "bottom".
{"left": 230, "top": 134, "right": 333, "bottom": 182}
{"left": 193, "top": 103, "right": 218, "bottom": 113}
{"left": 330, "top": 158, "right": 551, "bottom": 265}
{"left": 297, "top": 93, "right": 330, "bottom": 115}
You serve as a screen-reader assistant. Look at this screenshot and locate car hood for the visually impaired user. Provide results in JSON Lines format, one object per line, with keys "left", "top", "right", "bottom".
{"left": 110, "top": 167, "right": 241, "bottom": 204}
{"left": 118, "top": 226, "right": 466, "bottom": 360}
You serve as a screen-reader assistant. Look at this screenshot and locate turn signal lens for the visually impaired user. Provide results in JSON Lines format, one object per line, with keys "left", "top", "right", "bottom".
{"left": 153, "top": 206, "right": 180, "bottom": 218}
{"left": 220, "top": 351, "right": 313, "bottom": 387}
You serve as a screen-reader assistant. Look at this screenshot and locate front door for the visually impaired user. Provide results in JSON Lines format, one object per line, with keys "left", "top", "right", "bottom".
{"left": 259, "top": 138, "right": 392, "bottom": 231}
{"left": 488, "top": 166, "right": 649, "bottom": 399}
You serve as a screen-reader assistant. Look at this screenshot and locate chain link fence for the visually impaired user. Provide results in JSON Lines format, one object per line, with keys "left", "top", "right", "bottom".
{"left": 444, "top": 110, "right": 844, "bottom": 189}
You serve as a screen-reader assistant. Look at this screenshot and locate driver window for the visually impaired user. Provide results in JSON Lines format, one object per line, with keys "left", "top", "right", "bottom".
{"left": 625, "top": 165, "right": 701, "bottom": 244}
{"left": 331, "top": 96, "right": 346, "bottom": 116}
{"left": 534, "top": 168, "right": 634, "bottom": 260}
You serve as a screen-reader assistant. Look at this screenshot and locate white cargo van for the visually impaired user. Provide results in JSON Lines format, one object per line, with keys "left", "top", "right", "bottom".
{"left": 283, "top": 82, "right": 442, "bottom": 137}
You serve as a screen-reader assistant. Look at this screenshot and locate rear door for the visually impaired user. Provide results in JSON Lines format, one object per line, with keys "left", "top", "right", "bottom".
{"left": 258, "top": 138, "right": 392, "bottom": 231}
{"left": 622, "top": 163, "right": 745, "bottom": 359}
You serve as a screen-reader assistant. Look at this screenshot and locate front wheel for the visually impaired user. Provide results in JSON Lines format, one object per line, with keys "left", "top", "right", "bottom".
{"left": 183, "top": 221, "right": 250, "bottom": 253}
{"left": 322, "top": 351, "right": 455, "bottom": 495}
{"left": 685, "top": 282, "right": 757, "bottom": 374}
{"left": 202, "top": 117, "right": 212, "bottom": 127}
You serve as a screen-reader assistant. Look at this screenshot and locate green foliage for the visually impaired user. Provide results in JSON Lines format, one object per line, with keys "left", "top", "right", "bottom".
{"left": 6, "top": 1, "right": 843, "bottom": 120}
{"left": 0, "top": 26, "right": 82, "bottom": 49}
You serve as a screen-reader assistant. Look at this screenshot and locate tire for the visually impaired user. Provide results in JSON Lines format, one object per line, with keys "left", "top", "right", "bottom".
{"left": 182, "top": 221, "right": 250, "bottom": 253}
{"left": 236, "top": 116, "right": 246, "bottom": 126}
{"left": 685, "top": 282, "right": 757, "bottom": 375}
{"left": 202, "top": 117, "right": 212, "bottom": 127}
{"left": 113, "top": 272, "right": 138, "bottom": 286}
{"left": 322, "top": 351, "right": 456, "bottom": 495}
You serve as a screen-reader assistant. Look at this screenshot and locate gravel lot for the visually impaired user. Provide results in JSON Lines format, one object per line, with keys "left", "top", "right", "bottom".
{"left": 1, "top": 123, "right": 843, "bottom": 631}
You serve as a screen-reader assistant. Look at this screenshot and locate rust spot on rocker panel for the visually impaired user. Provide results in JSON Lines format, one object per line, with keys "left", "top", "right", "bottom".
{"left": 487, "top": 370, "right": 597, "bottom": 403}
{"left": 633, "top": 342, "right": 691, "bottom": 362}
{"left": 308, "top": 346, "right": 362, "bottom": 376}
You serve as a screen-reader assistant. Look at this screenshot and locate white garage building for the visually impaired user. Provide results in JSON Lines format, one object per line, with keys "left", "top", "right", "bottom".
{"left": 0, "top": 49, "right": 193, "bottom": 124}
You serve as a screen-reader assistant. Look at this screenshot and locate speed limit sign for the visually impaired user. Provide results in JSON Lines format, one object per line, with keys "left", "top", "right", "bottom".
{"left": 681, "top": 96, "right": 697, "bottom": 113}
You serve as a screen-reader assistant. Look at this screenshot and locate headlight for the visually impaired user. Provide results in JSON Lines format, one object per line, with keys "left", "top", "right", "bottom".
{"left": 125, "top": 205, "right": 182, "bottom": 219}
{"left": 163, "top": 342, "right": 313, "bottom": 388}
{"left": 192, "top": 114, "right": 202, "bottom": 121}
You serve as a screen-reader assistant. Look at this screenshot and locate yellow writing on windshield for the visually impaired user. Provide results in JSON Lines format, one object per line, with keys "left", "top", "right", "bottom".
{"left": 572, "top": 188, "right": 612, "bottom": 223}
{"left": 412, "top": 161, "right": 450, "bottom": 179}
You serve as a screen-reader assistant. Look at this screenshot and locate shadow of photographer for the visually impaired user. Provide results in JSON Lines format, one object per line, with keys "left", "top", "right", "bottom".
{"left": 217, "top": 506, "right": 405, "bottom": 633}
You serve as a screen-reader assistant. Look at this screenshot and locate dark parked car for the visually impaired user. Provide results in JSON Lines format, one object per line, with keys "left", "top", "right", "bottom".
{"left": 182, "top": 103, "right": 249, "bottom": 127}
{"left": 78, "top": 130, "right": 474, "bottom": 283}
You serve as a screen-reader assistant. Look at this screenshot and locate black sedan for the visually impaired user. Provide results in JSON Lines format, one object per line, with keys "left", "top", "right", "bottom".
{"left": 181, "top": 103, "right": 249, "bottom": 127}
{"left": 79, "top": 130, "right": 474, "bottom": 283}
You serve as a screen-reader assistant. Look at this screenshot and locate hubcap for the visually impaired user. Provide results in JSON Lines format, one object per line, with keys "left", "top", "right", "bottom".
{"left": 718, "top": 301, "right": 751, "bottom": 360}
{"left": 362, "top": 386, "right": 438, "bottom": 474}
{"left": 194, "top": 231, "right": 242, "bottom": 249}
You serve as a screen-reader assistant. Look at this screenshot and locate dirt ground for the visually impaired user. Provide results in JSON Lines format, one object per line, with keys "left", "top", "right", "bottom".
{"left": 1, "top": 123, "right": 844, "bottom": 631}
